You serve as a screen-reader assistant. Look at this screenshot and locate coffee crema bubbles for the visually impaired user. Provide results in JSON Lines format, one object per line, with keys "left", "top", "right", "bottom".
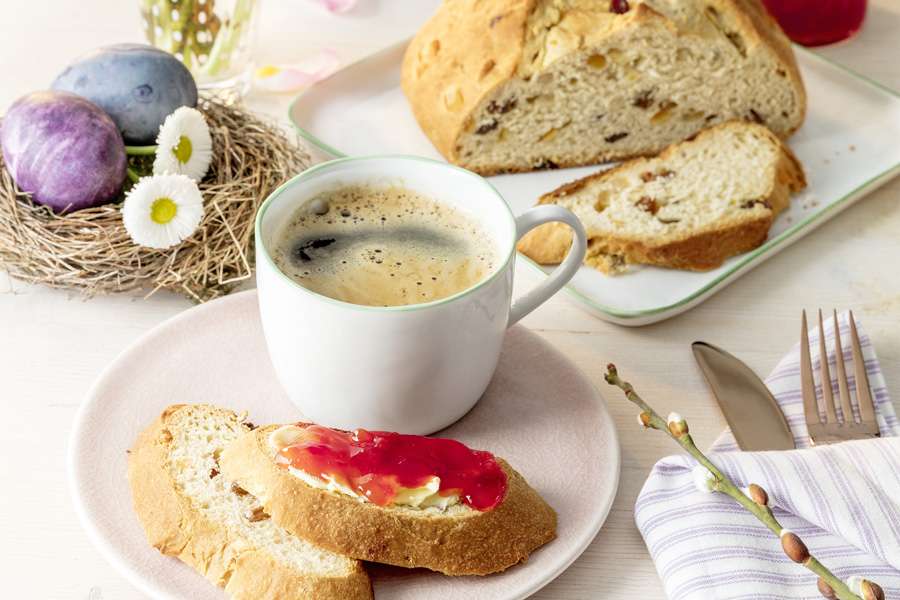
{"left": 272, "top": 185, "right": 500, "bottom": 307}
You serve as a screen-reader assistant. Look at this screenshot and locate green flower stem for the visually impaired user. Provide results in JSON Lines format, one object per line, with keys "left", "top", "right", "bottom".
{"left": 604, "top": 364, "right": 864, "bottom": 600}
{"left": 146, "top": 0, "right": 176, "bottom": 56}
{"left": 202, "top": 0, "right": 255, "bottom": 77}
{"left": 126, "top": 167, "right": 142, "bottom": 184}
{"left": 125, "top": 145, "right": 158, "bottom": 156}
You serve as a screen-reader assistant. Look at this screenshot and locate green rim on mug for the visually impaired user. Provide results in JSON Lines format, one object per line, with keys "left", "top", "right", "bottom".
{"left": 287, "top": 44, "right": 900, "bottom": 321}
{"left": 255, "top": 154, "right": 520, "bottom": 313}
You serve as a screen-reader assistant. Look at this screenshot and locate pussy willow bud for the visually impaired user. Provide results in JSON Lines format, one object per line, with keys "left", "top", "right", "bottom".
{"left": 637, "top": 412, "right": 652, "bottom": 428}
{"left": 780, "top": 529, "right": 810, "bottom": 563}
{"left": 847, "top": 575, "right": 883, "bottom": 599}
{"left": 817, "top": 577, "right": 837, "bottom": 599}
{"left": 860, "top": 579, "right": 885, "bottom": 600}
{"left": 667, "top": 412, "right": 689, "bottom": 436}
{"left": 748, "top": 483, "right": 769, "bottom": 506}
{"left": 692, "top": 466, "right": 716, "bottom": 494}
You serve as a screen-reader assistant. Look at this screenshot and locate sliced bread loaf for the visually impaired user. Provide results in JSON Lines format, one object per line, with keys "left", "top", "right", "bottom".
{"left": 516, "top": 121, "right": 806, "bottom": 272}
{"left": 402, "top": 0, "right": 806, "bottom": 175}
{"left": 127, "top": 405, "right": 372, "bottom": 600}
{"left": 220, "top": 424, "right": 557, "bottom": 576}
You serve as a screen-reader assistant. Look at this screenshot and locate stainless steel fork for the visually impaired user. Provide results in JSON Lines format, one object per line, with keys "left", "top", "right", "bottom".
{"left": 800, "top": 309, "right": 881, "bottom": 445}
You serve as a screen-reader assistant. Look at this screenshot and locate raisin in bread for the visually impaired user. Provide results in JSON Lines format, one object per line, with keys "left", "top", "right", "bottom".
{"left": 402, "top": 0, "right": 806, "bottom": 175}
{"left": 516, "top": 121, "right": 806, "bottom": 272}
{"left": 127, "top": 405, "right": 372, "bottom": 600}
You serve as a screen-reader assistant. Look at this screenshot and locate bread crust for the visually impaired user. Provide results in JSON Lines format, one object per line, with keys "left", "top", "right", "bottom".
{"left": 595, "top": 214, "right": 774, "bottom": 271}
{"left": 402, "top": 0, "right": 806, "bottom": 175}
{"left": 127, "top": 405, "right": 372, "bottom": 600}
{"left": 401, "top": 0, "right": 533, "bottom": 164}
{"left": 220, "top": 425, "right": 558, "bottom": 576}
{"left": 517, "top": 121, "right": 806, "bottom": 272}
{"left": 723, "top": 0, "right": 807, "bottom": 130}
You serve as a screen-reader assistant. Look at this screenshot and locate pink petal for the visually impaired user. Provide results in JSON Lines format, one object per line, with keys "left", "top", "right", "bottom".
{"left": 253, "top": 49, "right": 342, "bottom": 93}
{"left": 254, "top": 67, "right": 316, "bottom": 92}
{"left": 315, "top": 0, "right": 357, "bottom": 13}
{"left": 311, "top": 48, "right": 341, "bottom": 80}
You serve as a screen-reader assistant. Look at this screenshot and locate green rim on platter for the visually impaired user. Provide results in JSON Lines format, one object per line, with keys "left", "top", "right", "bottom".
{"left": 287, "top": 44, "right": 900, "bottom": 321}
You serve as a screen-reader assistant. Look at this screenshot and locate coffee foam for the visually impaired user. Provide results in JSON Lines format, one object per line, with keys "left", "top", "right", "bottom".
{"left": 273, "top": 185, "right": 500, "bottom": 307}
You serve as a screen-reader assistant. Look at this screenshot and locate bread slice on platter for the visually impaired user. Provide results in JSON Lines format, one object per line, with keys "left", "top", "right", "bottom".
{"left": 127, "top": 405, "right": 372, "bottom": 600}
{"left": 401, "top": 0, "right": 806, "bottom": 175}
{"left": 517, "top": 121, "right": 806, "bottom": 273}
{"left": 220, "top": 424, "right": 557, "bottom": 576}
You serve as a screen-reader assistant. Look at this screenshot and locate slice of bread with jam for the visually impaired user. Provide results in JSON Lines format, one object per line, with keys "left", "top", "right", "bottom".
{"left": 220, "top": 422, "right": 557, "bottom": 576}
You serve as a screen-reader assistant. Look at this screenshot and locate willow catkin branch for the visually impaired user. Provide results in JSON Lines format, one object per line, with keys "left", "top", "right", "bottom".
{"left": 604, "top": 364, "right": 873, "bottom": 600}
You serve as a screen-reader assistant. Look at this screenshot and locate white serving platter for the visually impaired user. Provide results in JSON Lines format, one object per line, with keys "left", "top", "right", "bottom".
{"left": 288, "top": 40, "right": 900, "bottom": 325}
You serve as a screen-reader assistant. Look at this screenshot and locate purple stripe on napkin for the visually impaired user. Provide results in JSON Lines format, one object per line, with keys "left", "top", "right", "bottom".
{"left": 635, "top": 313, "right": 900, "bottom": 599}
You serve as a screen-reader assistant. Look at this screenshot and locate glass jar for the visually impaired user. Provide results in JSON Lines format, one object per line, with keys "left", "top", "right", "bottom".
{"left": 139, "top": 0, "right": 260, "bottom": 98}
{"left": 762, "top": 0, "right": 866, "bottom": 47}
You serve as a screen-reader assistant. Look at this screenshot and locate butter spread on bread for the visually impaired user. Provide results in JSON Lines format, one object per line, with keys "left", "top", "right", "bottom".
{"left": 269, "top": 424, "right": 468, "bottom": 511}
{"left": 401, "top": 0, "right": 806, "bottom": 175}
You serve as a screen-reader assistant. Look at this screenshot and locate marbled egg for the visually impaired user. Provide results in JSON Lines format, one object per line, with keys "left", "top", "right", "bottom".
{"left": 0, "top": 91, "right": 127, "bottom": 212}
{"left": 52, "top": 43, "right": 198, "bottom": 144}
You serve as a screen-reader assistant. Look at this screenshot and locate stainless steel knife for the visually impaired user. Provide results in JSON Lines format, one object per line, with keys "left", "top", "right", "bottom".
{"left": 692, "top": 341, "right": 795, "bottom": 451}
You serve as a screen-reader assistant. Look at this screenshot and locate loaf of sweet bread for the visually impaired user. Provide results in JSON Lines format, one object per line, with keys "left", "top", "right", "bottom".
{"left": 402, "top": 0, "right": 806, "bottom": 175}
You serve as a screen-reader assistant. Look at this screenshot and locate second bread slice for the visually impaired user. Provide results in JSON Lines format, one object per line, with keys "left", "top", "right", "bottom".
{"left": 220, "top": 424, "right": 557, "bottom": 576}
{"left": 517, "top": 121, "right": 806, "bottom": 273}
{"left": 127, "top": 405, "right": 372, "bottom": 600}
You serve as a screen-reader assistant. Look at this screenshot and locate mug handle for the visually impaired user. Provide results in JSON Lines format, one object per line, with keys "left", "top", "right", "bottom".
{"left": 508, "top": 205, "right": 587, "bottom": 326}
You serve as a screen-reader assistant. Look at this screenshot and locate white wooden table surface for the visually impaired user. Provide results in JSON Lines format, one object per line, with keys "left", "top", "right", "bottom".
{"left": 1, "top": 2, "right": 898, "bottom": 599}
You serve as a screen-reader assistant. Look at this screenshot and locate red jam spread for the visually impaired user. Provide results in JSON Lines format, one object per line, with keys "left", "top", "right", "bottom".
{"left": 274, "top": 424, "right": 508, "bottom": 511}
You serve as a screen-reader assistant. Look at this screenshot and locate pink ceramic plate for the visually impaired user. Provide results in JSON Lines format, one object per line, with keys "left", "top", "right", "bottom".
{"left": 69, "top": 290, "right": 620, "bottom": 599}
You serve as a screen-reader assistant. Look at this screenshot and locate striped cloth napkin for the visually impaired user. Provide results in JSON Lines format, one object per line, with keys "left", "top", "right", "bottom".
{"left": 635, "top": 313, "right": 900, "bottom": 599}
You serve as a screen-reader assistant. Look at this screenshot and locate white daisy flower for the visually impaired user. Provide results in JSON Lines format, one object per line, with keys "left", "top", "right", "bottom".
{"left": 123, "top": 174, "right": 204, "bottom": 249}
{"left": 153, "top": 106, "right": 213, "bottom": 181}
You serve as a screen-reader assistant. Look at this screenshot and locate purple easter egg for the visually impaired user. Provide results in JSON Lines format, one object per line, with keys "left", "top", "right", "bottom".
{"left": 1, "top": 90, "right": 127, "bottom": 213}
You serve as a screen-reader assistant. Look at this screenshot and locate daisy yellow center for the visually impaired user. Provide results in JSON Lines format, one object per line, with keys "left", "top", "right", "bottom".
{"left": 172, "top": 135, "right": 193, "bottom": 165}
{"left": 150, "top": 197, "right": 178, "bottom": 225}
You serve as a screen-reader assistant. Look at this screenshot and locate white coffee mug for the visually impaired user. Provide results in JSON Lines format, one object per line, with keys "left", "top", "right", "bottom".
{"left": 255, "top": 155, "right": 587, "bottom": 434}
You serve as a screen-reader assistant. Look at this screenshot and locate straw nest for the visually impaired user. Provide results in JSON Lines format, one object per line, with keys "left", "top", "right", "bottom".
{"left": 0, "top": 97, "right": 309, "bottom": 302}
